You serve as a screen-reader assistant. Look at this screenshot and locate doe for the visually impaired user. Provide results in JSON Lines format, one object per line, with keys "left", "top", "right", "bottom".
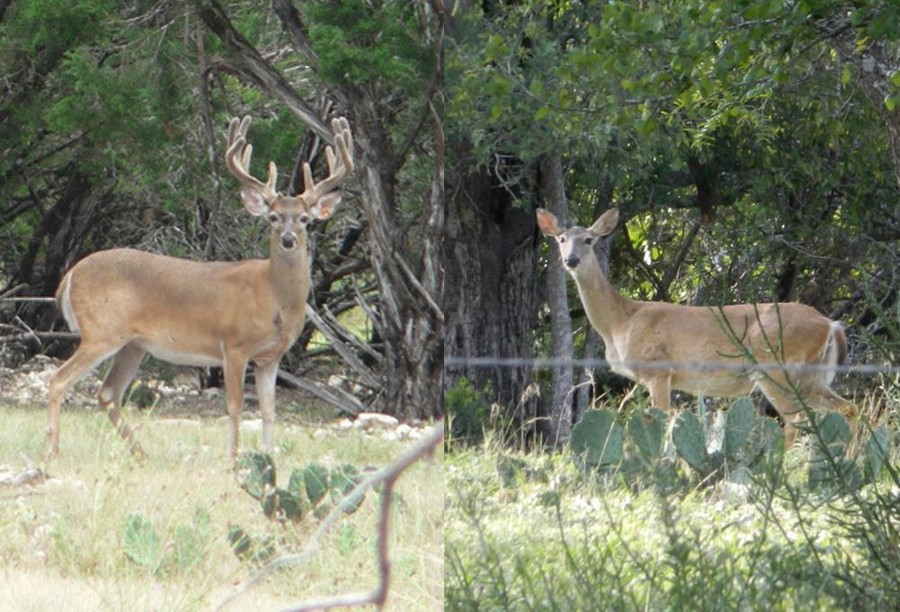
{"left": 536, "top": 207, "right": 857, "bottom": 445}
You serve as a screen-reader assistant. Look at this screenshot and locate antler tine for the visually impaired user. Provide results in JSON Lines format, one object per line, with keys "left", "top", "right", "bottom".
{"left": 224, "top": 116, "right": 278, "bottom": 200}
{"left": 301, "top": 116, "right": 355, "bottom": 200}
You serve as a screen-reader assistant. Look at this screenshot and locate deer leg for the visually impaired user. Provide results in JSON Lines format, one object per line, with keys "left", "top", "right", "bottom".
{"left": 758, "top": 377, "right": 859, "bottom": 448}
{"left": 254, "top": 362, "right": 279, "bottom": 454}
{"left": 223, "top": 353, "right": 249, "bottom": 462}
{"left": 98, "top": 342, "right": 147, "bottom": 460}
{"left": 47, "top": 340, "right": 120, "bottom": 459}
{"left": 806, "top": 387, "right": 859, "bottom": 441}
{"left": 644, "top": 373, "right": 672, "bottom": 413}
{"left": 757, "top": 380, "right": 805, "bottom": 447}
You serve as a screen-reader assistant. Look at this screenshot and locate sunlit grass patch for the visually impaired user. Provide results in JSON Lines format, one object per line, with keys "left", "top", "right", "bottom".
{"left": 0, "top": 405, "right": 442, "bottom": 611}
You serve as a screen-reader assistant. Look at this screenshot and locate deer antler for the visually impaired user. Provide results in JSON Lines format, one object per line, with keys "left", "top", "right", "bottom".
{"left": 300, "top": 117, "right": 355, "bottom": 201}
{"left": 225, "top": 116, "right": 278, "bottom": 201}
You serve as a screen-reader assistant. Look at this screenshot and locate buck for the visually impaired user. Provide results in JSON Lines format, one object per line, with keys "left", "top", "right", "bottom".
{"left": 47, "top": 115, "right": 354, "bottom": 461}
{"left": 536, "top": 207, "right": 858, "bottom": 445}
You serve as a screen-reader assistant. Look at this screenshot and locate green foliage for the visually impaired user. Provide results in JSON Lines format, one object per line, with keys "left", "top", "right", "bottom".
{"left": 306, "top": 0, "right": 432, "bottom": 91}
{"left": 446, "top": 378, "right": 493, "bottom": 446}
{"left": 261, "top": 487, "right": 304, "bottom": 522}
{"left": 449, "top": 0, "right": 899, "bottom": 354}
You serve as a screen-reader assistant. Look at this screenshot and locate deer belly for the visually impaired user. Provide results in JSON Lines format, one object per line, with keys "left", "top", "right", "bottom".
{"left": 137, "top": 339, "right": 223, "bottom": 368}
{"left": 671, "top": 369, "right": 755, "bottom": 398}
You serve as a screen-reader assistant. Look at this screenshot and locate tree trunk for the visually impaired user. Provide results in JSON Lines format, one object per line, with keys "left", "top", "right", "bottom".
{"left": 350, "top": 102, "right": 444, "bottom": 420}
{"left": 444, "top": 154, "right": 540, "bottom": 434}
{"left": 538, "top": 154, "right": 574, "bottom": 445}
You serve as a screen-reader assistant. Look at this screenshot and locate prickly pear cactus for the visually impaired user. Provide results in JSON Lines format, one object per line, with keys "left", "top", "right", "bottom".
{"left": 628, "top": 408, "right": 667, "bottom": 462}
{"left": 261, "top": 487, "right": 305, "bottom": 522}
{"left": 863, "top": 425, "right": 890, "bottom": 482}
{"left": 122, "top": 513, "right": 163, "bottom": 571}
{"left": 330, "top": 464, "right": 367, "bottom": 513}
{"left": 723, "top": 397, "right": 755, "bottom": 459}
{"left": 289, "top": 463, "right": 329, "bottom": 505}
{"left": 570, "top": 410, "right": 625, "bottom": 469}
{"left": 673, "top": 410, "right": 713, "bottom": 474}
{"left": 236, "top": 452, "right": 276, "bottom": 500}
{"left": 808, "top": 411, "right": 860, "bottom": 491}
{"left": 743, "top": 415, "right": 784, "bottom": 469}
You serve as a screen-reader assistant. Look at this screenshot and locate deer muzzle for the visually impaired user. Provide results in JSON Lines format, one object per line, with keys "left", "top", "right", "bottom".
{"left": 280, "top": 233, "right": 298, "bottom": 250}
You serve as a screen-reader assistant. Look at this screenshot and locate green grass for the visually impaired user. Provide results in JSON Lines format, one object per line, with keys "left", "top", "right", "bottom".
{"left": 0, "top": 405, "right": 443, "bottom": 611}
{"left": 446, "top": 422, "right": 900, "bottom": 611}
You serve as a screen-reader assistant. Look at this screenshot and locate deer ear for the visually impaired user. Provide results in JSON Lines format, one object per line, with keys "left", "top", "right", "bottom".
{"left": 310, "top": 191, "right": 342, "bottom": 221}
{"left": 536, "top": 208, "right": 562, "bottom": 236}
{"left": 240, "top": 186, "right": 270, "bottom": 216}
{"left": 589, "top": 208, "right": 619, "bottom": 237}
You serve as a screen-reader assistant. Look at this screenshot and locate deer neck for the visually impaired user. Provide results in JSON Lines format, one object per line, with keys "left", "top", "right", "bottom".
{"left": 267, "top": 232, "right": 310, "bottom": 328}
{"left": 570, "top": 255, "right": 633, "bottom": 344}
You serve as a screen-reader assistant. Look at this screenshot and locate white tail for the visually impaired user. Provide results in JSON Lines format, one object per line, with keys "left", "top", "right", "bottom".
{"left": 47, "top": 116, "right": 354, "bottom": 461}
{"left": 536, "top": 207, "right": 857, "bottom": 445}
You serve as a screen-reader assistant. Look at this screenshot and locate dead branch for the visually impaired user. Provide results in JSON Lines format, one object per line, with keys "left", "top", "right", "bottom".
{"left": 304, "top": 304, "right": 379, "bottom": 387}
{"left": 276, "top": 369, "right": 365, "bottom": 415}
{"left": 0, "top": 296, "right": 56, "bottom": 303}
{"left": 0, "top": 467, "right": 45, "bottom": 487}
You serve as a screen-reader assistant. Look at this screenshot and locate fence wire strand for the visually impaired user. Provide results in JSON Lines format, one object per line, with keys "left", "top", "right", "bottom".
{"left": 445, "top": 356, "right": 900, "bottom": 377}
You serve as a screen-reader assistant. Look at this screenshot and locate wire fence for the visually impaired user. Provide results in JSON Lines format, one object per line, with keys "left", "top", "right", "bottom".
{"left": 445, "top": 356, "right": 900, "bottom": 377}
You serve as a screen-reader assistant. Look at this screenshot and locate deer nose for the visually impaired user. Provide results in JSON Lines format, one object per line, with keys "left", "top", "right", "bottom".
{"left": 280, "top": 233, "right": 298, "bottom": 250}
{"left": 565, "top": 254, "right": 580, "bottom": 268}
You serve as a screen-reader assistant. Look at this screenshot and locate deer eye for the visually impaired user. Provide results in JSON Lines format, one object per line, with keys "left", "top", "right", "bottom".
{"left": 558, "top": 236, "right": 566, "bottom": 244}
{"left": 299, "top": 212, "right": 310, "bottom": 225}
{"left": 584, "top": 237, "right": 592, "bottom": 245}
{"left": 268, "top": 212, "right": 281, "bottom": 224}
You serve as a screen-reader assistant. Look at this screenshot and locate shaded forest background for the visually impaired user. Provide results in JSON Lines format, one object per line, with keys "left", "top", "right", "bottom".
{"left": 0, "top": 0, "right": 443, "bottom": 420}
{"left": 1, "top": 0, "right": 899, "bottom": 437}
{"left": 445, "top": 0, "right": 900, "bottom": 444}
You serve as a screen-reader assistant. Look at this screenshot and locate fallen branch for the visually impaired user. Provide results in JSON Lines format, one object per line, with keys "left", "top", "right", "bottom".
{"left": 216, "top": 421, "right": 443, "bottom": 611}
{"left": 276, "top": 368, "right": 365, "bottom": 416}
{"left": 0, "top": 331, "right": 79, "bottom": 342}
{"left": 0, "top": 467, "right": 45, "bottom": 487}
{"left": 0, "top": 297, "right": 56, "bottom": 303}
{"left": 304, "top": 304, "right": 380, "bottom": 388}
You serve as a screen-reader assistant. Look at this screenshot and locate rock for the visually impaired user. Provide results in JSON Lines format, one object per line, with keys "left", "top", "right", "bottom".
{"left": 353, "top": 412, "right": 399, "bottom": 431}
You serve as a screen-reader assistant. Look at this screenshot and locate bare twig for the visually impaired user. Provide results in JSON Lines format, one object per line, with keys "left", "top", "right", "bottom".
{"left": 0, "top": 296, "right": 55, "bottom": 303}
{"left": 215, "top": 422, "right": 443, "bottom": 611}
{"left": 0, "top": 331, "right": 78, "bottom": 341}
{"left": 0, "top": 283, "right": 29, "bottom": 299}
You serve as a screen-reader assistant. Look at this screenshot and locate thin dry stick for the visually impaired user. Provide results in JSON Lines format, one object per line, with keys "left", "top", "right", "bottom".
{"left": 216, "top": 422, "right": 444, "bottom": 612}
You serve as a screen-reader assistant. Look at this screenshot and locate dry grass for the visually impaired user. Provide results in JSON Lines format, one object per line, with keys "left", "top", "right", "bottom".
{"left": 0, "top": 404, "right": 443, "bottom": 611}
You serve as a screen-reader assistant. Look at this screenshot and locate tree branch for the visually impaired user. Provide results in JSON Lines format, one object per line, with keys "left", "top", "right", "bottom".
{"left": 197, "top": 0, "right": 332, "bottom": 141}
